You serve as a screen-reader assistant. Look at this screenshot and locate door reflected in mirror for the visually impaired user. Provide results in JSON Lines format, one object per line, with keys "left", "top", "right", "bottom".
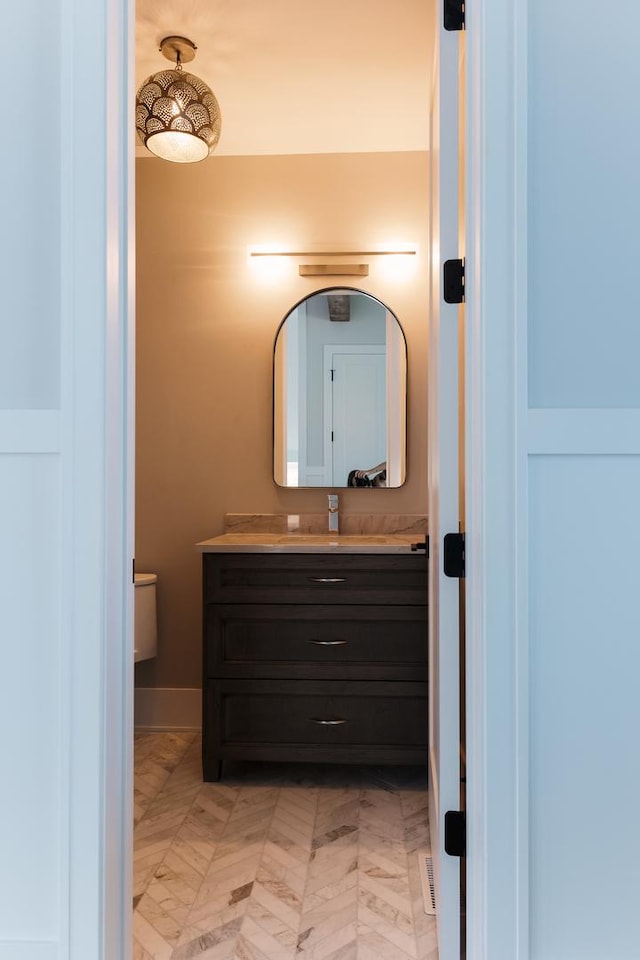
{"left": 273, "top": 288, "right": 407, "bottom": 488}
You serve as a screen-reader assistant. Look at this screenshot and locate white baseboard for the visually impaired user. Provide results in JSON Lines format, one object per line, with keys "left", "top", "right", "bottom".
{"left": 134, "top": 686, "right": 201, "bottom": 733}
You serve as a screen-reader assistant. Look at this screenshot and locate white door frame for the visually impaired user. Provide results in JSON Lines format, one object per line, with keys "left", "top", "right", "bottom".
{"left": 64, "top": 0, "right": 135, "bottom": 955}
{"left": 427, "top": 2, "right": 462, "bottom": 955}
{"left": 465, "top": 0, "right": 526, "bottom": 956}
{"left": 385, "top": 312, "right": 406, "bottom": 488}
{"left": 83, "top": 1, "right": 527, "bottom": 958}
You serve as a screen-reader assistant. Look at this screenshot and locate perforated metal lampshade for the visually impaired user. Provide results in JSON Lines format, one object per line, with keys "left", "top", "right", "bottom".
{"left": 135, "top": 37, "right": 222, "bottom": 163}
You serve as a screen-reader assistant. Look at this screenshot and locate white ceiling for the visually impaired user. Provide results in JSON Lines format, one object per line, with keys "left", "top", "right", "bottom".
{"left": 135, "top": 0, "right": 434, "bottom": 158}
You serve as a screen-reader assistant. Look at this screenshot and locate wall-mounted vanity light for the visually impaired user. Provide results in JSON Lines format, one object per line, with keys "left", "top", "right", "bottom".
{"left": 135, "top": 36, "right": 222, "bottom": 163}
{"left": 249, "top": 247, "right": 417, "bottom": 278}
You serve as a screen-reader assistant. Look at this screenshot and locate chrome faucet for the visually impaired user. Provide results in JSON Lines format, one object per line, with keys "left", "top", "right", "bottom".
{"left": 328, "top": 494, "right": 339, "bottom": 533}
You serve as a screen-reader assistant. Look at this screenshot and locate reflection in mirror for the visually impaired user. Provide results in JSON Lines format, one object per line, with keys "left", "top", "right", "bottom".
{"left": 274, "top": 288, "right": 407, "bottom": 488}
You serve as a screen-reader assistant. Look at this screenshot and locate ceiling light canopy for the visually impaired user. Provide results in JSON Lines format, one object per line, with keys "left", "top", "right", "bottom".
{"left": 135, "top": 36, "right": 221, "bottom": 163}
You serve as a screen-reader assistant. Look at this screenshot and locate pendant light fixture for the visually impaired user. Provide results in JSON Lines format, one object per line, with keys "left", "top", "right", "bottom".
{"left": 135, "top": 36, "right": 221, "bottom": 163}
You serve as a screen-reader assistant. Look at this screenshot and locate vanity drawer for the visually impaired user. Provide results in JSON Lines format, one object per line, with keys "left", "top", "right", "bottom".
{"left": 205, "top": 680, "right": 428, "bottom": 757}
{"left": 205, "top": 604, "right": 427, "bottom": 680}
{"left": 203, "top": 553, "right": 427, "bottom": 605}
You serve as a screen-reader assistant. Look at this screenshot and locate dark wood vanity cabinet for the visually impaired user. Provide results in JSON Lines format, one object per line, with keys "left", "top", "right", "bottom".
{"left": 201, "top": 552, "right": 428, "bottom": 780}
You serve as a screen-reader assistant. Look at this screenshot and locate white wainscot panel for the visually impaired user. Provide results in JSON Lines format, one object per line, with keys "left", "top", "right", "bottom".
{"left": 0, "top": 0, "right": 61, "bottom": 411}
{"left": 528, "top": 455, "right": 640, "bottom": 959}
{"left": 526, "top": 0, "right": 640, "bottom": 409}
{"left": 0, "top": 455, "right": 61, "bottom": 942}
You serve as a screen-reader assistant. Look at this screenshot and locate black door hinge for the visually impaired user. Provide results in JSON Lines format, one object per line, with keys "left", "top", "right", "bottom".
{"left": 443, "top": 258, "right": 465, "bottom": 303}
{"left": 443, "top": 532, "right": 465, "bottom": 578}
{"left": 444, "top": 0, "right": 465, "bottom": 31}
{"left": 444, "top": 810, "right": 466, "bottom": 857}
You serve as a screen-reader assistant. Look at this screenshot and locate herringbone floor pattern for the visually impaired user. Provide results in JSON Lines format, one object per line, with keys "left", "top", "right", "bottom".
{"left": 133, "top": 734, "right": 438, "bottom": 960}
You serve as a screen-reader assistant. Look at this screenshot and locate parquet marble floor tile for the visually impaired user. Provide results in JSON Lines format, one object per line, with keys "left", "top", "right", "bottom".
{"left": 133, "top": 734, "right": 438, "bottom": 959}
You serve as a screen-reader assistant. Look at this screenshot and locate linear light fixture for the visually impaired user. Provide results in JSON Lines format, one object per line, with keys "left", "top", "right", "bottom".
{"left": 250, "top": 247, "right": 416, "bottom": 277}
{"left": 250, "top": 249, "right": 417, "bottom": 257}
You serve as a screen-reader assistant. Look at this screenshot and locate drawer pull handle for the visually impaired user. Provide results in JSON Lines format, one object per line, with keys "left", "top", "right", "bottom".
{"left": 308, "top": 718, "right": 348, "bottom": 725}
{"left": 307, "top": 639, "right": 348, "bottom": 646}
{"left": 308, "top": 577, "right": 347, "bottom": 583}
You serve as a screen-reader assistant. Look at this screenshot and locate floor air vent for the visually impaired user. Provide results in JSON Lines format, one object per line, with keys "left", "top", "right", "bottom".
{"left": 418, "top": 851, "right": 436, "bottom": 915}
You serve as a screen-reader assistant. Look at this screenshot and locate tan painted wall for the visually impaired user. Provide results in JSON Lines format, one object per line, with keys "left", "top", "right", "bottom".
{"left": 135, "top": 152, "right": 430, "bottom": 689}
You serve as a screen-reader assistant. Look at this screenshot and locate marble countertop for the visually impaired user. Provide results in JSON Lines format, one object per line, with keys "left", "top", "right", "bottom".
{"left": 196, "top": 533, "right": 427, "bottom": 554}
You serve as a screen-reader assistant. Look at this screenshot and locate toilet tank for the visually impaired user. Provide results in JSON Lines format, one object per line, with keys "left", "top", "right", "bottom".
{"left": 134, "top": 572, "right": 157, "bottom": 663}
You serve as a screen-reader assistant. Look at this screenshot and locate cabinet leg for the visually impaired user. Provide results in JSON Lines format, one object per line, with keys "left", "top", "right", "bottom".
{"left": 203, "top": 758, "right": 222, "bottom": 782}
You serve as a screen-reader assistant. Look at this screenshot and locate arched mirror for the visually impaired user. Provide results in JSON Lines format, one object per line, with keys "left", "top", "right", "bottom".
{"left": 273, "top": 288, "right": 407, "bottom": 488}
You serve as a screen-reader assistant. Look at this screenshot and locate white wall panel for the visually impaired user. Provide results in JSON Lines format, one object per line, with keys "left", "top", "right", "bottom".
{"left": 524, "top": 4, "right": 640, "bottom": 956}
{"left": 529, "top": 455, "right": 640, "bottom": 958}
{"left": 527, "top": 0, "right": 640, "bottom": 409}
{"left": 0, "top": 455, "right": 61, "bottom": 939}
{"left": 0, "top": 0, "right": 61, "bottom": 410}
{"left": 466, "top": 0, "right": 640, "bottom": 955}
{"left": 0, "top": 0, "right": 65, "bottom": 952}
{"left": 0, "top": 0, "right": 134, "bottom": 950}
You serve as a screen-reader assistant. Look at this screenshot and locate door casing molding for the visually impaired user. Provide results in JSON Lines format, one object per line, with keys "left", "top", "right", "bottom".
{"left": 465, "top": 0, "right": 527, "bottom": 956}
{"left": 62, "top": 0, "right": 135, "bottom": 954}
{"left": 86, "top": 0, "right": 531, "bottom": 956}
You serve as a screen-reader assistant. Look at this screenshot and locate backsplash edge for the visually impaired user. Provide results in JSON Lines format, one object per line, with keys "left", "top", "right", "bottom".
{"left": 224, "top": 513, "right": 428, "bottom": 535}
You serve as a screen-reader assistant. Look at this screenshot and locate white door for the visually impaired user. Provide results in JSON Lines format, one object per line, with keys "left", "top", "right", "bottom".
{"left": 324, "top": 346, "right": 386, "bottom": 486}
{"left": 428, "top": 3, "right": 464, "bottom": 958}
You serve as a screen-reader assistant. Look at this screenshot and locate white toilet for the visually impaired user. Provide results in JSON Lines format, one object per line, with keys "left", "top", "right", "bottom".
{"left": 134, "top": 572, "right": 158, "bottom": 662}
